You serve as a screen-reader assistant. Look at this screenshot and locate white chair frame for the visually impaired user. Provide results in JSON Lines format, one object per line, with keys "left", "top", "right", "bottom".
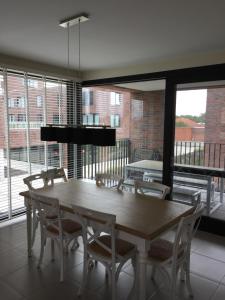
{"left": 147, "top": 203, "right": 204, "bottom": 299}
{"left": 134, "top": 180, "right": 170, "bottom": 199}
{"left": 72, "top": 204, "right": 136, "bottom": 300}
{"left": 42, "top": 167, "right": 68, "bottom": 186}
{"left": 23, "top": 173, "right": 48, "bottom": 247}
{"left": 30, "top": 191, "right": 82, "bottom": 282}
{"left": 95, "top": 173, "right": 124, "bottom": 191}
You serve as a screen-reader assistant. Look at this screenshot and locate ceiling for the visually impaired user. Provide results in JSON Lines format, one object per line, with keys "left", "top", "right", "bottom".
{"left": 1, "top": 0, "right": 225, "bottom": 74}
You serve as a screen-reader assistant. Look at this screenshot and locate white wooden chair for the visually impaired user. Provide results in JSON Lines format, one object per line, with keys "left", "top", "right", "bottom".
{"left": 146, "top": 203, "right": 204, "bottom": 299}
{"left": 42, "top": 167, "right": 68, "bottom": 186}
{"left": 30, "top": 191, "right": 82, "bottom": 282}
{"left": 72, "top": 204, "right": 136, "bottom": 300}
{"left": 134, "top": 180, "right": 170, "bottom": 199}
{"left": 23, "top": 173, "right": 48, "bottom": 247}
{"left": 95, "top": 173, "right": 124, "bottom": 191}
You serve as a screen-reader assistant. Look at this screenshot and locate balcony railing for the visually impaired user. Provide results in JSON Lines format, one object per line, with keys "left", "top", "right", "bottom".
{"left": 81, "top": 140, "right": 225, "bottom": 181}
{"left": 82, "top": 139, "right": 130, "bottom": 179}
{"left": 174, "top": 141, "right": 225, "bottom": 169}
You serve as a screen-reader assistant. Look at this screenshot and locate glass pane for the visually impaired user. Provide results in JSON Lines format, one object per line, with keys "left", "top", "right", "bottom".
{"left": 174, "top": 83, "right": 225, "bottom": 219}
{"left": 81, "top": 81, "right": 165, "bottom": 185}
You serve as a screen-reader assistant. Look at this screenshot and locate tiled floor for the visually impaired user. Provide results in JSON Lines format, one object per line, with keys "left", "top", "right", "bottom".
{"left": 0, "top": 220, "right": 225, "bottom": 300}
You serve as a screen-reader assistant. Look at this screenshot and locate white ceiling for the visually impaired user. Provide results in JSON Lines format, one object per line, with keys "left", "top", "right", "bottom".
{"left": 1, "top": 0, "right": 225, "bottom": 74}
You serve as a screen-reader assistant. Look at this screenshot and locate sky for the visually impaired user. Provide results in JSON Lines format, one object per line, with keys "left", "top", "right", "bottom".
{"left": 176, "top": 89, "right": 207, "bottom": 116}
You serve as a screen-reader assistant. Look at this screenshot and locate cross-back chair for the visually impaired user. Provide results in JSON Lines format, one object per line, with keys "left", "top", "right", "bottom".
{"left": 30, "top": 191, "right": 82, "bottom": 282}
{"left": 72, "top": 204, "right": 136, "bottom": 300}
{"left": 95, "top": 173, "right": 124, "bottom": 191}
{"left": 146, "top": 203, "right": 204, "bottom": 299}
{"left": 42, "top": 167, "right": 67, "bottom": 186}
{"left": 23, "top": 173, "right": 48, "bottom": 247}
{"left": 23, "top": 173, "right": 47, "bottom": 191}
{"left": 134, "top": 180, "right": 170, "bottom": 199}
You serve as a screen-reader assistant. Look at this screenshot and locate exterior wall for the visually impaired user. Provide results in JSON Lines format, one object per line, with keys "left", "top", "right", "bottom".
{"left": 192, "top": 127, "right": 205, "bottom": 141}
{"left": 129, "top": 90, "right": 165, "bottom": 160}
{"left": 205, "top": 88, "right": 225, "bottom": 143}
{"left": 85, "top": 86, "right": 130, "bottom": 140}
{"left": 175, "top": 127, "right": 205, "bottom": 141}
{"left": 204, "top": 88, "right": 225, "bottom": 167}
{"left": 176, "top": 128, "right": 192, "bottom": 141}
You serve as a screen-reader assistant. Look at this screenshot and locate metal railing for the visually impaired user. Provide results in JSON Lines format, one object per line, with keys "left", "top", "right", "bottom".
{"left": 82, "top": 139, "right": 130, "bottom": 179}
{"left": 174, "top": 141, "right": 225, "bottom": 169}
{"left": 81, "top": 140, "right": 225, "bottom": 181}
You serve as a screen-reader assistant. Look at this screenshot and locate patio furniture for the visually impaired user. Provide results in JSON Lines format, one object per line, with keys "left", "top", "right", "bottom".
{"left": 29, "top": 191, "right": 82, "bottom": 282}
{"left": 72, "top": 204, "right": 136, "bottom": 300}
{"left": 125, "top": 160, "right": 222, "bottom": 215}
{"left": 172, "top": 185, "right": 201, "bottom": 206}
{"left": 132, "top": 148, "right": 161, "bottom": 162}
{"left": 134, "top": 180, "right": 170, "bottom": 199}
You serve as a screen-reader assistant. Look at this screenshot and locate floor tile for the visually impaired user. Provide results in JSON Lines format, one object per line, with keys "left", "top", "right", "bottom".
{"left": 150, "top": 273, "right": 219, "bottom": 300}
{"left": 211, "top": 284, "right": 225, "bottom": 300}
{"left": 0, "top": 279, "right": 24, "bottom": 300}
{"left": 1, "top": 220, "right": 225, "bottom": 299}
{"left": 190, "top": 252, "right": 225, "bottom": 282}
{"left": 192, "top": 231, "right": 225, "bottom": 262}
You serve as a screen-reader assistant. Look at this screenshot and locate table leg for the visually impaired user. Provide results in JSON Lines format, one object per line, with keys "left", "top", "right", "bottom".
{"left": 25, "top": 197, "right": 32, "bottom": 257}
{"left": 137, "top": 250, "right": 148, "bottom": 300}
{"left": 117, "top": 231, "right": 150, "bottom": 300}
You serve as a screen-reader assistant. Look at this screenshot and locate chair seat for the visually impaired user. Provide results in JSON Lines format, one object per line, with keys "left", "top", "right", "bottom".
{"left": 47, "top": 219, "right": 82, "bottom": 235}
{"left": 148, "top": 238, "right": 184, "bottom": 262}
{"left": 88, "top": 235, "right": 135, "bottom": 258}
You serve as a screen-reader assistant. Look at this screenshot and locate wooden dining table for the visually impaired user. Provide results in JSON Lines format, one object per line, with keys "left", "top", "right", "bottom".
{"left": 20, "top": 179, "right": 194, "bottom": 300}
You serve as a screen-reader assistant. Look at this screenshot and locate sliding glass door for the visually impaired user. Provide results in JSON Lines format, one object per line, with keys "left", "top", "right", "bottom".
{"left": 173, "top": 82, "right": 225, "bottom": 219}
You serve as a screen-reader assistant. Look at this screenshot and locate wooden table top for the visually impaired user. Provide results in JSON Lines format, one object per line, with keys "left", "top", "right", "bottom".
{"left": 20, "top": 180, "right": 194, "bottom": 240}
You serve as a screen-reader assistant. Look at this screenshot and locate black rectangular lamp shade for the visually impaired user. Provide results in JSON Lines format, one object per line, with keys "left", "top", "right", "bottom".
{"left": 41, "top": 126, "right": 116, "bottom": 146}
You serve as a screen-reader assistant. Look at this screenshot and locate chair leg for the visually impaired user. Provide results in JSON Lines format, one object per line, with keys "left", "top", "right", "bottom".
{"left": 37, "top": 232, "right": 46, "bottom": 268}
{"left": 78, "top": 254, "right": 89, "bottom": 296}
{"left": 184, "top": 260, "right": 193, "bottom": 297}
{"left": 31, "top": 211, "right": 38, "bottom": 247}
{"left": 111, "top": 264, "right": 116, "bottom": 300}
{"left": 51, "top": 239, "right": 55, "bottom": 261}
{"left": 171, "top": 268, "right": 178, "bottom": 300}
{"left": 151, "top": 265, "right": 156, "bottom": 280}
{"left": 59, "top": 238, "right": 64, "bottom": 282}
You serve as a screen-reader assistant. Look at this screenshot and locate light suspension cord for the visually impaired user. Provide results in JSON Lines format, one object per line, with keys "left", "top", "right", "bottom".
{"left": 78, "top": 17, "right": 81, "bottom": 78}
{"left": 67, "top": 23, "right": 70, "bottom": 69}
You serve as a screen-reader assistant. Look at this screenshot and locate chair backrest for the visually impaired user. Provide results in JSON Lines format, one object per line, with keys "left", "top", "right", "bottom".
{"left": 95, "top": 173, "right": 124, "bottom": 191}
{"left": 172, "top": 203, "right": 204, "bottom": 264}
{"left": 29, "top": 191, "right": 61, "bottom": 233}
{"left": 72, "top": 204, "right": 118, "bottom": 260}
{"left": 23, "top": 173, "right": 47, "bottom": 191}
{"left": 134, "top": 180, "right": 170, "bottom": 199}
{"left": 42, "top": 167, "right": 67, "bottom": 186}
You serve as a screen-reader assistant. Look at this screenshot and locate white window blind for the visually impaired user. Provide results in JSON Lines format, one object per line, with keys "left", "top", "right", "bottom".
{"left": 0, "top": 68, "right": 79, "bottom": 220}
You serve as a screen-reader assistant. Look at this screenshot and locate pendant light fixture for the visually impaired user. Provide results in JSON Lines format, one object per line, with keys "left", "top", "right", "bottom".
{"left": 41, "top": 14, "right": 116, "bottom": 146}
